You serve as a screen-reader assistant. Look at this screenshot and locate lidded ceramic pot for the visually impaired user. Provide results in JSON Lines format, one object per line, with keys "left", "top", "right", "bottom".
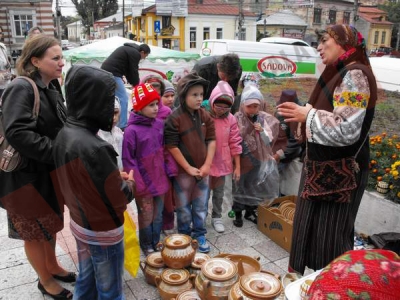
{"left": 228, "top": 271, "right": 282, "bottom": 300}
{"left": 139, "top": 252, "right": 166, "bottom": 286}
{"left": 172, "top": 289, "right": 202, "bottom": 300}
{"left": 195, "top": 257, "right": 239, "bottom": 300}
{"left": 157, "top": 234, "right": 198, "bottom": 269}
{"left": 190, "top": 253, "right": 211, "bottom": 275}
{"left": 225, "top": 254, "right": 261, "bottom": 276}
{"left": 155, "top": 268, "right": 196, "bottom": 300}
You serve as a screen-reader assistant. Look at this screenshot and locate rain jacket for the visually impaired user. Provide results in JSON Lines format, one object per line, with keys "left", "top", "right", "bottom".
{"left": 122, "top": 112, "right": 178, "bottom": 198}
{"left": 164, "top": 73, "right": 215, "bottom": 172}
{"left": 205, "top": 81, "right": 242, "bottom": 177}
{"left": 53, "top": 65, "right": 135, "bottom": 231}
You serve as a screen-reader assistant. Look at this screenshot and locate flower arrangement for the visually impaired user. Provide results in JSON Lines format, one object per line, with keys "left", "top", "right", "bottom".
{"left": 368, "top": 133, "right": 400, "bottom": 203}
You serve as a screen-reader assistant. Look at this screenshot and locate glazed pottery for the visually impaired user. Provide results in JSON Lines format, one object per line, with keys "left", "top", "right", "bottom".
{"left": 228, "top": 271, "right": 283, "bottom": 300}
{"left": 172, "top": 289, "right": 202, "bottom": 300}
{"left": 190, "top": 253, "right": 211, "bottom": 275}
{"left": 299, "top": 279, "right": 313, "bottom": 300}
{"left": 139, "top": 252, "right": 166, "bottom": 286}
{"left": 155, "top": 268, "right": 196, "bottom": 300}
{"left": 157, "top": 234, "right": 198, "bottom": 269}
{"left": 195, "top": 257, "right": 239, "bottom": 300}
{"left": 226, "top": 254, "right": 261, "bottom": 276}
{"left": 376, "top": 181, "right": 389, "bottom": 194}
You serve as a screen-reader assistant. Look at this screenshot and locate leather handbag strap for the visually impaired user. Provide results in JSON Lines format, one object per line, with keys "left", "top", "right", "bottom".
{"left": 17, "top": 76, "right": 40, "bottom": 119}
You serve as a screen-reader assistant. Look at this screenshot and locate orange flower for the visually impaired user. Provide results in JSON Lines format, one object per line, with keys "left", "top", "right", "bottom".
{"left": 385, "top": 168, "right": 391, "bottom": 173}
{"left": 371, "top": 160, "right": 377, "bottom": 165}
{"left": 377, "top": 176, "right": 383, "bottom": 181}
{"left": 372, "top": 169, "right": 378, "bottom": 173}
{"left": 393, "top": 154, "right": 398, "bottom": 160}
{"left": 382, "top": 132, "right": 387, "bottom": 137}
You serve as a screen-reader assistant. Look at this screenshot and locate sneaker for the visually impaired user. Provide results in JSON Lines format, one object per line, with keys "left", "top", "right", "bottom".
{"left": 143, "top": 247, "right": 154, "bottom": 257}
{"left": 212, "top": 218, "right": 225, "bottom": 233}
{"left": 196, "top": 236, "right": 210, "bottom": 253}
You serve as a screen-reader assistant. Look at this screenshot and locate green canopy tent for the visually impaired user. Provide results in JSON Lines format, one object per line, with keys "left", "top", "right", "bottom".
{"left": 63, "top": 36, "right": 200, "bottom": 84}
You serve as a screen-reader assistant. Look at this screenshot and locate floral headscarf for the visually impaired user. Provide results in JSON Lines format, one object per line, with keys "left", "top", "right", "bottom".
{"left": 307, "top": 249, "right": 400, "bottom": 300}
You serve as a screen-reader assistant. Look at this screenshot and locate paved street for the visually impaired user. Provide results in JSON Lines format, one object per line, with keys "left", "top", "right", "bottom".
{"left": 0, "top": 190, "right": 291, "bottom": 300}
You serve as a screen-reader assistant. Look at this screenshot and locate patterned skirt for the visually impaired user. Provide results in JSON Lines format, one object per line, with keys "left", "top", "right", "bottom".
{"left": 288, "top": 169, "right": 369, "bottom": 274}
{"left": 8, "top": 211, "right": 63, "bottom": 242}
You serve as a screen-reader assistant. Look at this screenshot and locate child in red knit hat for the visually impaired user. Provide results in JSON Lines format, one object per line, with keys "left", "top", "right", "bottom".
{"left": 123, "top": 83, "right": 178, "bottom": 256}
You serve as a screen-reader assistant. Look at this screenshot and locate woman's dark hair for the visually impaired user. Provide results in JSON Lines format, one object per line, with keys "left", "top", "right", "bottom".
{"left": 139, "top": 43, "right": 151, "bottom": 55}
{"left": 17, "top": 35, "right": 60, "bottom": 77}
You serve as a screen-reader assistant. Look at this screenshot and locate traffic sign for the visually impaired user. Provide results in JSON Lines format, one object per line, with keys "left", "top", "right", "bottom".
{"left": 154, "top": 21, "right": 161, "bottom": 34}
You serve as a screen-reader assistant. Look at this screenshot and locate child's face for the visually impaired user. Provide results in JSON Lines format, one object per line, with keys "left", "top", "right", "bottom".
{"left": 243, "top": 103, "right": 260, "bottom": 117}
{"left": 140, "top": 100, "right": 159, "bottom": 119}
{"left": 150, "top": 82, "right": 162, "bottom": 95}
{"left": 162, "top": 92, "right": 175, "bottom": 108}
{"left": 213, "top": 102, "right": 231, "bottom": 117}
{"left": 113, "top": 108, "right": 120, "bottom": 127}
{"left": 185, "top": 85, "right": 204, "bottom": 112}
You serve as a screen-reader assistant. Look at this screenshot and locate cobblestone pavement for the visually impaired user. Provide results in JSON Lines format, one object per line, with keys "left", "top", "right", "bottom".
{"left": 0, "top": 182, "right": 290, "bottom": 300}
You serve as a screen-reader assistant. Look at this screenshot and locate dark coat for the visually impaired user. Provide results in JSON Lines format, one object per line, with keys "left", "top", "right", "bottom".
{"left": 192, "top": 56, "right": 242, "bottom": 100}
{"left": 53, "top": 65, "right": 134, "bottom": 231}
{"left": 101, "top": 43, "right": 141, "bottom": 86}
{"left": 0, "top": 76, "right": 66, "bottom": 217}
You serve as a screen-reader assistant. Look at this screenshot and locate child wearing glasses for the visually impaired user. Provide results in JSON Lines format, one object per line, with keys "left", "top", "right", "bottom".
{"left": 202, "top": 81, "right": 242, "bottom": 233}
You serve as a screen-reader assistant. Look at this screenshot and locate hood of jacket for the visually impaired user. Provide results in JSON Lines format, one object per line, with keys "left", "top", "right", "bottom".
{"left": 123, "top": 43, "right": 140, "bottom": 51}
{"left": 65, "top": 65, "right": 115, "bottom": 132}
{"left": 209, "top": 80, "right": 234, "bottom": 107}
{"left": 177, "top": 72, "right": 209, "bottom": 107}
{"left": 127, "top": 111, "right": 155, "bottom": 126}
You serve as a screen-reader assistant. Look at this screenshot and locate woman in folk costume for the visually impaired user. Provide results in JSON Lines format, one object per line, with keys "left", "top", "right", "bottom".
{"left": 278, "top": 25, "right": 377, "bottom": 274}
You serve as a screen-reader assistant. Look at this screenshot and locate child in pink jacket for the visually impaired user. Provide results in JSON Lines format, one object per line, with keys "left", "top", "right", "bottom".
{"left": 203, "top": 81, "right": 242, "bottom": 233}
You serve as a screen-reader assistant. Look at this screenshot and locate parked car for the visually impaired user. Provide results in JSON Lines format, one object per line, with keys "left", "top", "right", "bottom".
{"left": 61, "top": 40, "right": 71, "bottom": 50}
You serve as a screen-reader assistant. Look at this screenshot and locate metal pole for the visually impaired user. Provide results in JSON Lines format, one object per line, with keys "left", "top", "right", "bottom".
{"left": 122, "top": 0, "right": 125, "bottom": 37}
{"left": 353, "top": 0, "right": 359, "bottom": 26}
{"left": 264, "top": 18, "right": 266, "bottom": 38}
{"left": 396, "top": 24, "right": 400, "bottom": 51}
{"left": 238, "top": 0, "right": 243, "bottom": 40}
{"left": 56, "top": 0, "right": 61, "bottom": 41}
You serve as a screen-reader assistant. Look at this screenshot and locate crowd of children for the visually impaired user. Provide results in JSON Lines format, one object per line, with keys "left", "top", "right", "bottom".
{"left": 95, "top": 70, "right": 297, "bottom": 258}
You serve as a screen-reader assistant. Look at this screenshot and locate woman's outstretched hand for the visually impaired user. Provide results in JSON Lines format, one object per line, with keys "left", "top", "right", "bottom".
{"left": 277, "top": 102, "right": 313, "bottom": 123}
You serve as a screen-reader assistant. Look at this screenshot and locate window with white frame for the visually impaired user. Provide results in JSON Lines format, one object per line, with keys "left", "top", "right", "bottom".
{"left": 13, "top": 14, "right": 33, "bottom": 37}
{"left": 216, "top": 28, "right": 223, "bottom": 39}
{"left": 203, "top": 27, "right": 210, "bottom": 40}
{"left": 239, "top": 27, "right": 246, "bottom": 41}
{"left": 190, "top": 27, "right": 196, "bottom": 48}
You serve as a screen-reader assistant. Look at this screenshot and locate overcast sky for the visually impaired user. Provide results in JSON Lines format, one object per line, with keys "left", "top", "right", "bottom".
{"left": 55, "top": 0, "right": 155, "bottom": 17}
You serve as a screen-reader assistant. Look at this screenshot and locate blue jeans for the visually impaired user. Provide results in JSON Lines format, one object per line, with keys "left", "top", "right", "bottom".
{"left": 114, "top": 76, "right": 128, "bottom": 129}
{"left": 135, "top": 195, "right": 164, "bottom": 250}
{"left": 73, "top": 238, "right": 125, "bottom": 300}
{"left": 173, "top": 172, "right": 209, "bottom": 238}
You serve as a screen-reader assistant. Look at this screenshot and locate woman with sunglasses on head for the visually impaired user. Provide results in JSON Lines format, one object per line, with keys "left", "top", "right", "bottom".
{"left": 278, "top": 25, "right": 378, "bottom": 275}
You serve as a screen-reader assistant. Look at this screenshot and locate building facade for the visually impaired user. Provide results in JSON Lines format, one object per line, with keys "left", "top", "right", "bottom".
{"left": 0, "top": 0, "right": 54, "bottom": 53}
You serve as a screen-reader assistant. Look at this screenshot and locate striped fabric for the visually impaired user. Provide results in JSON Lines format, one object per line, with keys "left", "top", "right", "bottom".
{"left": 70, "top": 218, "right": 123, "bottom": 246}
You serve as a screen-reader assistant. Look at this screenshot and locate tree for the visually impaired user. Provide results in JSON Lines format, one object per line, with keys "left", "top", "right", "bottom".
{"left": 378, "top": 2, "right": 400, "bottom": 49}
{"left": 71, "top": 0, "right": 118, "bottom": 35}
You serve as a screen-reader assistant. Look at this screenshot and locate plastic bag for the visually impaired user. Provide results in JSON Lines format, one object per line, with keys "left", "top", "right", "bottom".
{"left": 123, "top": 210, "right": 140, "bottom": 277}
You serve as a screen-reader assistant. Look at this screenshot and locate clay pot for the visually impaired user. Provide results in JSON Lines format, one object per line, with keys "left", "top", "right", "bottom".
{"left": 226, "top": 254, "right": 261, "bottom": 276}
{"left": 139, "top": 252, "right": 166, "bottom": 286}
{"left": 172, "top": 289, "right": 202, "bottom": 300}
{"left": 157, "top": 234, "right": 198, "bottom": 269}
{"left": 195, "top": 258, "right": 239, "bottom": 300}
{"left": 190, "top": 253, "right": 211, "bottom": 275}
{"left": 155, "top": 268, "right": 196, "bottom": 300}
{"left": 228, "top": 271, "right": 282, "bottom": 300}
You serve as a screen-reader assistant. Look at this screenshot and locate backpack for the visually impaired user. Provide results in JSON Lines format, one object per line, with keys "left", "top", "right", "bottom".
{"left": 0, "top": 76, "right": 40, "bottom": 172}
